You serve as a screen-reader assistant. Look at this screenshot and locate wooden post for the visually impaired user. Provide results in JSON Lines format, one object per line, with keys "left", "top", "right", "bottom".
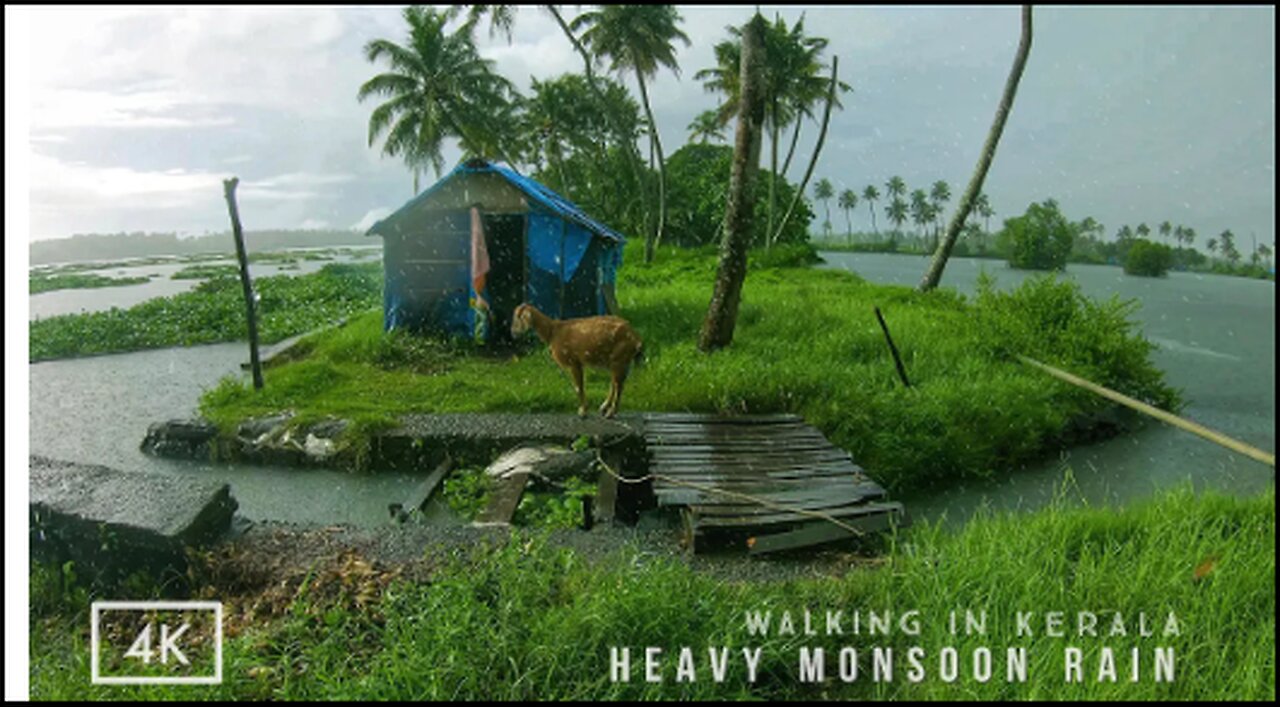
{"left": 223, "top": 177, "right": 263, "bottom": 389}
{"left": 874, "top": 307, "right": 911, "bottom": 388}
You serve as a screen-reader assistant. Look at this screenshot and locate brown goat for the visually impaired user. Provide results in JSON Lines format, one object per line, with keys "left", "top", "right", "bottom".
{"left": 511, "top": 304, "right": 644, "bottom": 418}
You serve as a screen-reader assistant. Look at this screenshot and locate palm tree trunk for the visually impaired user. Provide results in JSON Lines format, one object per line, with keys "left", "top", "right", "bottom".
{"left": 780, "top": 116, "right": 803, "bottom": 179}
{"left": 770, "top": 56, "right": 840, "bottom": 247}
{"left": 867, "top": 200, "right": 878, "bottom": 235}
{"left": 766, "top": 104, "right": 779, "bottom": 250}
{"left": 635, "top": 74, "right": 667, "bottom": 263}
{"left": 700, "top": 14, "right": 766, "bottom": 353}
{"left": 920, "top": 6, "right": 1033, "bottom": 292}
{"left": 845, "top": 209, "right": 852, "bottom": 244}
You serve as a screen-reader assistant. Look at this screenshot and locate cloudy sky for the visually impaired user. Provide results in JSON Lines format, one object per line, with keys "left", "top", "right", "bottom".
{"left": 10, "top": 5, "right": 1276, "bottom": 248}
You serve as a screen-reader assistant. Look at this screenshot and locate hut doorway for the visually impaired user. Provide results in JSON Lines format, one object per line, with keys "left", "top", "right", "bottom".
{"left": 482, "top": 212, "right": 525, "bottom": 347}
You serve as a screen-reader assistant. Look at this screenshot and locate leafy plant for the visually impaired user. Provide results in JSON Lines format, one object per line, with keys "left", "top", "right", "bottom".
{"left": 999, "top": 199, "right": 1075, "bottom": 271}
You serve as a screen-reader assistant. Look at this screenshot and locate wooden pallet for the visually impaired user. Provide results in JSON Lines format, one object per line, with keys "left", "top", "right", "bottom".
{"left": 641, "top": 413, "right": 905, "bottom": 554}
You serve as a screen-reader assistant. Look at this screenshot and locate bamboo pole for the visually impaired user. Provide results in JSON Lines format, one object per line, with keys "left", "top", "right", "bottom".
{"left": 875, "top": 307, "right": 911, "bottom": 388}
{"left": 1017, "top": 355, "right": 1274, "bottom": 468}
{"left": 223, "top": 177, "right": 263, "bottom": 390}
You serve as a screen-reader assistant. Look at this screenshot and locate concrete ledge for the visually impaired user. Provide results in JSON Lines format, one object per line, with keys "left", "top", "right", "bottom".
{"left": 29, "top": 456, "right": 238, "bottom": 585}
{"left": 142, "top": 412, "right": 647, "bottom": 472}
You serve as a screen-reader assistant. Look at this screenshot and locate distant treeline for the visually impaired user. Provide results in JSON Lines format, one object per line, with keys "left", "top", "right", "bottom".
{"left": 29, "top": 229, "right": 373, "bottom": 265}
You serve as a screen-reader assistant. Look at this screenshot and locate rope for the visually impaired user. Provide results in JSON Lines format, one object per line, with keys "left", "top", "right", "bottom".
{"left": 594, "top": 451, "right": 867, "bottom": 538}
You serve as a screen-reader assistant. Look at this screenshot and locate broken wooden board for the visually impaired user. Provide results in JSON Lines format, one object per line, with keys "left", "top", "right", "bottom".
{"left": 748, "top": 506, "right": 907, "bottom": 556}
{"left": 389, "top": 456, "right": 453, "bottom": 522}
{"left": 474, "top": 472, "right": 530, "bottom": 526}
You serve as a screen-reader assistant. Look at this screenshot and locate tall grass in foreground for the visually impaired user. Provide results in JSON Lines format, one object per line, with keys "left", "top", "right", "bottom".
{"left": 201, "top": 243, "right": 1178, "bottom": 492}
{"left": 29, "top": 486, "right": 1275, "bottom": 700}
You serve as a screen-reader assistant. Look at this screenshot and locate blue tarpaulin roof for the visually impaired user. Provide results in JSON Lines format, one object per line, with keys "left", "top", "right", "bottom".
{"left": 366, "top": 159, "right": 626, "bottom": 244}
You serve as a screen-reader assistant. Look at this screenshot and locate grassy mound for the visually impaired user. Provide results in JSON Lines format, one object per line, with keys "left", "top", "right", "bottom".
{"left": 29, "top": 272, "right": 150, "bottom": 294}
{"left": 30, "top": 486, "right": 1275, "bottom": 700}
{"left": 29, "top": 263, "right": 382, "bottom": 362}
{"left": 200, "top": 244, "right": 1177, "bottom": 492}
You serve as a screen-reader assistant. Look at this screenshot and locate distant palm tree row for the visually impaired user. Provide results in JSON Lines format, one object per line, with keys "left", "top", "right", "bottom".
{"left": 811, "top": 175, "right": 995, "bottom": 249}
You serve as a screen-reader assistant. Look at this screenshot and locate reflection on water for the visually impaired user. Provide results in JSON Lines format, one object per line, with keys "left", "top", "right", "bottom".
{"left": 819, "top": 251, "right": 1275, "bottom": 525}
{"left": 29, "top": 342, "right": 426, "bottom": 527}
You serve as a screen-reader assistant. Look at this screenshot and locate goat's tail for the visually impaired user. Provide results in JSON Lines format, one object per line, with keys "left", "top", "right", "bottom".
{"left": 633, "top": 343, "right": 646, "bottom": 369}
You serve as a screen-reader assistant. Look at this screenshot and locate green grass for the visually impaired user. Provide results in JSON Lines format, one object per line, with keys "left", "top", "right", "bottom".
{"left": 29, "top": 263, "right": 382, "bottom": 362}
{"left": 200, "top": 243, "right": 1178, "bottom": 493}
{"left": 29, "top": 485, "right": 1275, "bottom": 700}
{"left": 29, "top": 272, "right": 151, "bottom": 294}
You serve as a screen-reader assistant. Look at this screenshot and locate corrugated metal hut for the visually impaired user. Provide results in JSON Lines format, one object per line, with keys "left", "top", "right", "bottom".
{"left": 366, "top": 159, "right": 625, "bottom": 344}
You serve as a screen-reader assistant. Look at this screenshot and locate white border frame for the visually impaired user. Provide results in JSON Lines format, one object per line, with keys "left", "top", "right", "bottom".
{"left": 90, "top": 601, "right": 223, "bottom": 686}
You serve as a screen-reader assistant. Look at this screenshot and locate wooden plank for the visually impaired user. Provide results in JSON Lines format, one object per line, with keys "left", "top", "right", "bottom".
{"left": 647, "top": 462, "right": 866, "bottom": 480}
{"left": 475, "top": 472, "right": 529, "bottom": 525}
{"left": 388, "top": 456, "right": 453, "bottom": 522}
{"left": 681, "top": 480, "right": 886, "bottom": 511}
{"left": 655, "top": 482, "right": 884, "bottom": 512}
{"left": 650, "top": 455, "right": 849, "bottom": 466}
{"left": 696, "top": 501, "right": 904, "bottom": 530}
{"left": 747, "top": 511, "right": 902, "bottom": 555}
{"left": 643, "top": 424, "right": 819, "bottom": 436}
{"left": 641, "top": 413, "right": 803, "bottom": 424}
{"left": 656, "top": 477, "right": 866, "bottom": 498}
{"left": 649, "top": 442, "right": 838, "bottom": 455}
{"left": 651, "top": 445, "right": 849, "bottom": 457}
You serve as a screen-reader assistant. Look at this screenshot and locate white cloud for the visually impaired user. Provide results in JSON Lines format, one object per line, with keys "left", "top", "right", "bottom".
{"left": 32, "top": 86, "right": 235, "bottom": 131}
{"left": 299, "top": 218, "right": 330, "bottom": 230}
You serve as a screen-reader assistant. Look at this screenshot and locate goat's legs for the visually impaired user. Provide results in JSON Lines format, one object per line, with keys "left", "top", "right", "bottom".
{"left": 604, "top": 370, "right": 627, "bottom": 418}
{"left": 570, "top": 362, "right": 587, "bottom": 417}
{"left": 600, "top": 377, "right": 618, "bottom": 417}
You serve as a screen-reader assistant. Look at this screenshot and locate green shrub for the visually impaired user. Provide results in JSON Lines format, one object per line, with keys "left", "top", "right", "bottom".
{"left": 1124, "top": 239, "right": 1175, "bottom": 277}
{"left": 1000, "top": 199, "right": 1075, "bottom": 271}
{"left": 663, "top": 143, "right": 814, "bottom": 247}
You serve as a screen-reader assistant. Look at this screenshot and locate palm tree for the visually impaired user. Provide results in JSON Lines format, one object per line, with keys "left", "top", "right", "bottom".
{"left": 838, "top": 188, "right": 858, "bottom": 244}
{"left": 1257, "top": 242, "right": 1273, "bottom": 270}
{"left": 449, "top": 4, "right": 517, "bottom": 43}
{"left": 885, "top": 176, "right": 906, "bottom": 201}
{"left": 919, "top": 6, "right": 1033, "bottom": 291}
{"left": 975, "top": 192, "right": 994, "bottom": 238}
{"left": 1159, "top": 220, "right": 1172, "bottom": 245}
{"left": 929, "top": 179, "right": 951, "bottom": 249}
{"left": 910, "top": 189, "right": 930, "bottom": 243}
{"left": 688, "top": 109, "right": 726, "bottom": 144}
{"left": 814, "top": 178, "right": 835, "bottom": 238}
{"left": 1136, "top": 222, "right": 1151, "bottom": 240}
{"left": 862, "top": 185, "right": 880, "bottom": 235}
{"left": 1207, "top": 238, "right": 1218, "bottom": 259}
{"left": 1219, "top": 230, "right": 1240, "bottom": 264}
{"left": 696, "top": 15, "right": 847, "bottom": 247}
{"left": 573, "top": 5, "right": 691, "bottom": 263}
{"left": 358, "top": 7, "right": 518, "bottom": 194}
{"left": 1182, "top": 226, "right": 1196, "bottom": 249}
{"left": 886, "top": 197, "right": 908, "bottom": 238}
